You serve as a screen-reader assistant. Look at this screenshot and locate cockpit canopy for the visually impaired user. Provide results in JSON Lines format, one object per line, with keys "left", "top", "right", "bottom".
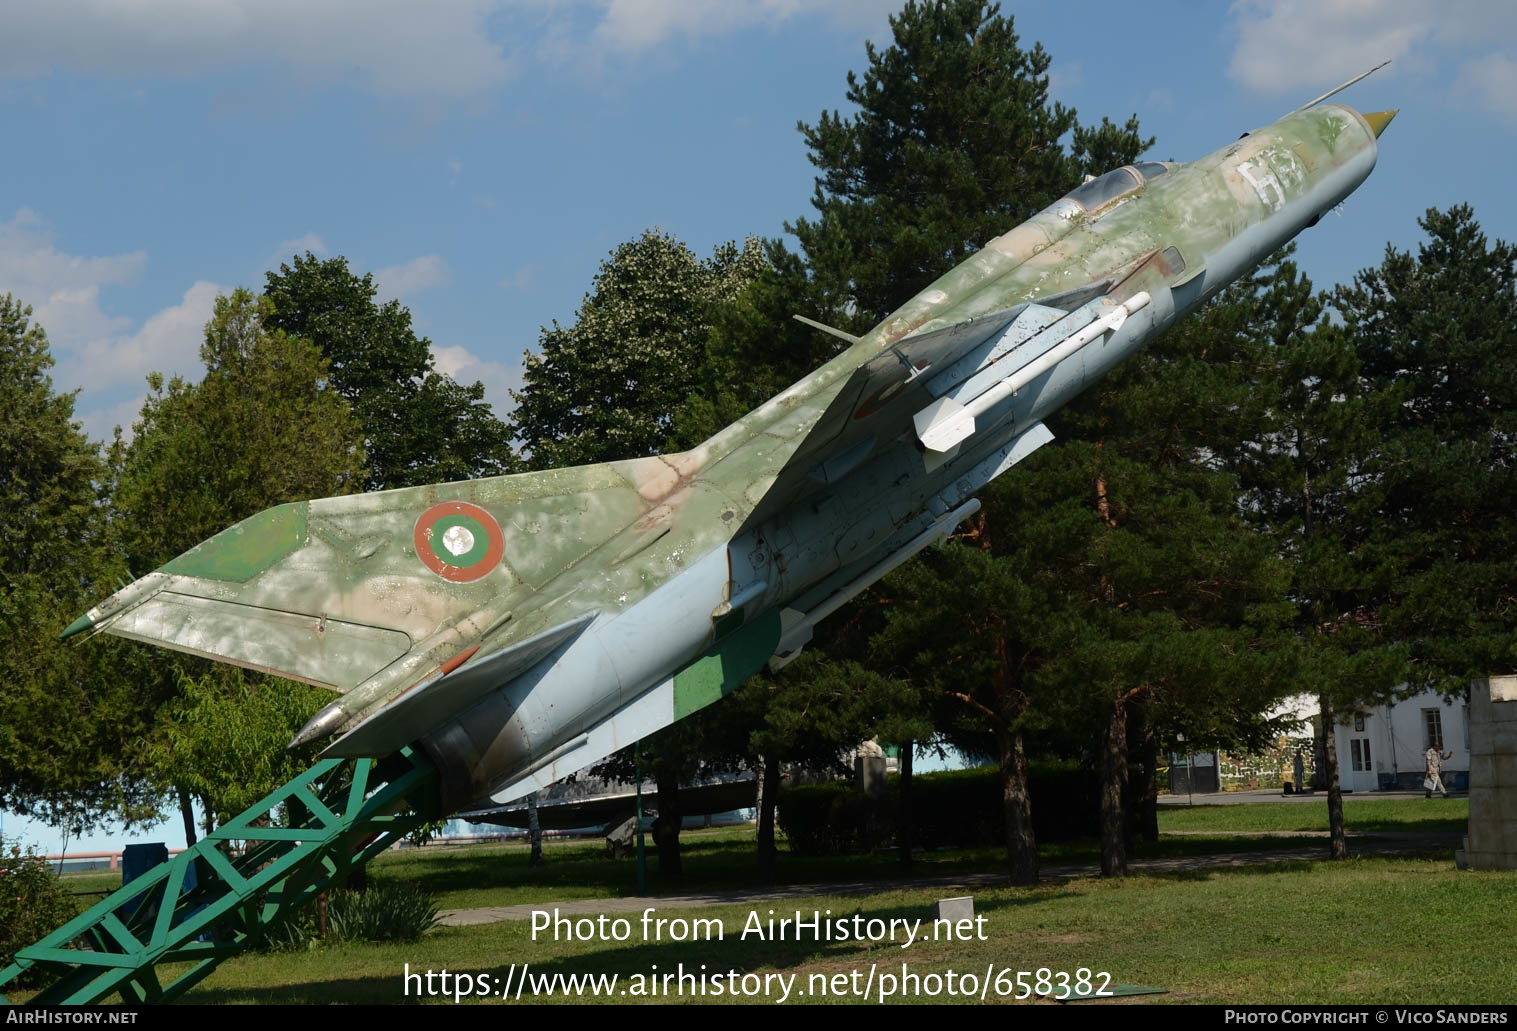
{"left": 1061, "top": 162, "right": 1170, "bottom": 214}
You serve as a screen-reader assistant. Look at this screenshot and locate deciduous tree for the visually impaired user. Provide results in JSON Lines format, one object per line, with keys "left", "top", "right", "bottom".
{"left": 263, "top": 253, "right": 516, "bottom": 490}
{"left": 109, "top": 288, "right": 366, "bottom": 840}
{"left": 511, "top": 231, "right": 768, "bottom": 467}
{"left": 0, "top": 295, "right": 161, "bottom": 835}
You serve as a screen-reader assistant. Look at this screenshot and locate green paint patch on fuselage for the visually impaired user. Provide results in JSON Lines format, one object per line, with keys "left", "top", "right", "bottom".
{"left": 161, "top": 502, "right": 308, "bottom": 582}
{"left": 672, "top": 608, "right": 782, "bottom": 721}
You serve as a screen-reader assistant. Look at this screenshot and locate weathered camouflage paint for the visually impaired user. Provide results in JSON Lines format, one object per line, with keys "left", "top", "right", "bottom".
{"left": 71, "top": 104, "right": 1391, "bottom": 813}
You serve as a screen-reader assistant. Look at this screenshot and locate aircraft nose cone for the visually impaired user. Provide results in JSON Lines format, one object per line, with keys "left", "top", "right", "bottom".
{"left": 1361, "top": 109, "right": 1398, "bottom": 138}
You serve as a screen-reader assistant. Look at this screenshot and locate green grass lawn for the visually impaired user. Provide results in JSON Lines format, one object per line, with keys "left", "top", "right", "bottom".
{"left": 15, "top": 797, "right": 1478, "bottom": 1005}
{"left": 358, "top": 824, "right": 1395, "bottom": 912}
{"left": 180, "top": 855, "right": 1515, "bottom": 1005}
{"left": 1156, "top": 797, "right": 1468, "bottom": 834}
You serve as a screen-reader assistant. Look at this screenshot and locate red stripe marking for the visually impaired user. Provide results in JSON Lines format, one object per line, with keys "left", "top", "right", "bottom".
{"left": 440, "top": 646, "right": 479, "bottom": 676}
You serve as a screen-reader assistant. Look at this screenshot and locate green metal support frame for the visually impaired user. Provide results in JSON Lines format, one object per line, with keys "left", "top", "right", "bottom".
{"left": 0, "top": 748, "right": 436, "bottom": 1005}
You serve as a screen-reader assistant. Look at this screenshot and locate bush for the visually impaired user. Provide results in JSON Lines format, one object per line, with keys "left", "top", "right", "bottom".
{"left": 0, "top": 838, "right": 75, "bottom": 983}
{"left": 777, "top": 763, "right": 1101, "bottom": 855}
{"left": 327, "top": 883, "right": 439, "bottom": 943}
{"left": 774, "top": 781, "right": 875, "bottom": 855}
{"left": 256, "top": 882, "right": 440, "bottom": 951}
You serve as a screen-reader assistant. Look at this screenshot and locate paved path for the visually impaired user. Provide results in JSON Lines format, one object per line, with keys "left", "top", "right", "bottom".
{"left": 438, "top": 831, "right": 1460, "bottom": 927}
{"left": 1159, "top": 788, "right": 1467, "bottom": 806}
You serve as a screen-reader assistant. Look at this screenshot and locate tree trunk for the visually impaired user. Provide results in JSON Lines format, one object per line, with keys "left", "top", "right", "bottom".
{"left": 1320, "top": 693, "right": 1348, "bottom": 859}
{"left": 527, "top": 791, "right": 544, "bottom": 867}
{"left": 652, "top": 768, "right": 683, "bottom": 880}
{"left": 178, "top": 786, "right": 197, "bottom": 848}
{"left": 1139, "top": 723, "right": 1159, "bottom": 845}
{"left": 757, "top": 756, "right": 781, "bottom": 877}
{"left": 1100, "top": 698, "right": 1129, "bottom": 877}
{"left": 898, "top": 740, "right": 914, "bottom": 874}
{"left": 999, "top": 726, "right": 1038, "bottom": 885}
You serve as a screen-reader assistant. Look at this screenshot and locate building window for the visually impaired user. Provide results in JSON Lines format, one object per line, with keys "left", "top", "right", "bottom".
{"left": 1351, "top": 738, "right": 1372, "bottom": 772}
{"left": 1423, "top": 709, "right": 1444, "bottom": 751}
{"left": 1354, "top": 713, "right": 1365, "bottom": 732}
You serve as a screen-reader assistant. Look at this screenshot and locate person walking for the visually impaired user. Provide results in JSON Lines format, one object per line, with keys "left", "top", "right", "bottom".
{"left": 1425, "top": 745, "right": 1453, "bottom": 798}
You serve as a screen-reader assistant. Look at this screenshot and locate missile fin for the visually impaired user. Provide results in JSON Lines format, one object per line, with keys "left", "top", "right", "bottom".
{"left": 914, "top": 396, "right": 976, "bottom": 453}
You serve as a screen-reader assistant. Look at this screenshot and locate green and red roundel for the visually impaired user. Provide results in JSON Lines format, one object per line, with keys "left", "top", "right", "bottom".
{"left": 414, "top": 501, "right": 505, "bottom": 583}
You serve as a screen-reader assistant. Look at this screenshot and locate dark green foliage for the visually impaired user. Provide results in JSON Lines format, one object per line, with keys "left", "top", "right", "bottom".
{"left": 0, "top": 296, "right": 162, "bottom": 832}
{"left": 1337, "top": 206, "right": 1517, "bottom": 684}
{"left": 775, "top": 781, "right": 870, "bottom": 856}
{"left": 790, "top": 0, "right": 1152, "bottom": 327}
{"left": 143, "top": 669, "right": 330, "bottom": 832}
{"left": 784, "top": 0, "right": 1155, "bottom": 883}
{"left": 668, "top": 239, "right": 845, "bottom": 443}
{"left": 106, "top": 288, "right": 367, "bottom": 838}
{"left": 777, "top": 765, "right": 1099, "bottom": 855}
{"left": 0, "top": 838, "right": 75, "bottom": 982}
{"left": 263, "top": 253, "right": 516, "bottom": 490}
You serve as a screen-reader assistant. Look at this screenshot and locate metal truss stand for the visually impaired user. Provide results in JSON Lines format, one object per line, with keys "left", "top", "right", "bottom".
{"left": 0, "top": 748, "right": 436, "bottom": 1005}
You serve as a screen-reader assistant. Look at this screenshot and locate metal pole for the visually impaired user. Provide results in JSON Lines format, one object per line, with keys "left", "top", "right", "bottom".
{"left": 634, "top": 740, "right": 647, "bottom": 895}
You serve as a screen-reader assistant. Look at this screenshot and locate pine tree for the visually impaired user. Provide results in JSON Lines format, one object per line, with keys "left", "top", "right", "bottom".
{"left": 789, "top": 0, "right": 1154, "bottom": 881}
{"left": 790, "top": 0, "right": 1151, "bottom": 328}
{"left": 1338, "top": 206, "right": 1517, "bottom": 682}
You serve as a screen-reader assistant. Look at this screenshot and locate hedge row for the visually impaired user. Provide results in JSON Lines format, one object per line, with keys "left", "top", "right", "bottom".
{"left": 776, "top": 763, "right": 1100, "bottom": 855}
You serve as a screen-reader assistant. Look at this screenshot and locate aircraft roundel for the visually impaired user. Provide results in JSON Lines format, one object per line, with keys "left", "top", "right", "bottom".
{"left": 853, "top": 376, "right": 909, "bottom": 420}
{"left": 414, "top": 501, "right": 505, "bottom": 583}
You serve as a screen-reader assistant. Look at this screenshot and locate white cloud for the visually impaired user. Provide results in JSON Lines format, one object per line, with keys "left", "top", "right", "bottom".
{"left": 263, "top": 233, "right": 327, "bottom": 278}
{"left": 582, "top": 0, "right": 900, "bottom": 54}
{"left": 0, "top": 1, "right": 900, "bottom": 97}
{"left": 0, "top": 208, "right": 224, "bottom": 441}
{"left": 1454, "top": 52, "right": 1517, "bottom": 123}
{"left": 374, "top": 254, "right": 453, "bottom": 300}
{"left": 1227, "top": 0, "right": 1427, "bottom": 94}
{"left": 0, "top": 208, "right": 146, "bottom": 347}
{"left": 1047, "top": 61, "right": 1082, "bottom": 98}
{"left": 499, "top": 265, "right": 538, "bottom": 292}
{"left": 0, "top": 1, "right": 514, "bottom": 97}
{"left": 78, "top": 393, "right": 149, "bottom": 446}
{"left": 431, "top": 344, "right": 523, "bottom": 417}
{"left": 1227, "top": 0, "right": 1517, "bottom": 102}
{"left": 276, "top": 235, "right": 329, "bottom": 259}
{"left": 60, "top": 281, "right": 223, "bottom": 396}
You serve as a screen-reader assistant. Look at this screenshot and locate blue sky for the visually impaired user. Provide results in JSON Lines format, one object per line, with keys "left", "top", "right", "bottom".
{"left": 4, "top": 0, "right": 1515, "bottom": 853}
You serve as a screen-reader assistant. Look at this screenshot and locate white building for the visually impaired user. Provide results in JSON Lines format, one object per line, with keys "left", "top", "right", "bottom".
{"left": 1333, "top": 689, "right": 1470, "bottom": 793}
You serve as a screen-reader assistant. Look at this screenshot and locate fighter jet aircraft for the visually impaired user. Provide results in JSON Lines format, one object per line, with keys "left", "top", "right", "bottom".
{"left": 62, "top": 84, "right": 1395, "bottom": 818}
